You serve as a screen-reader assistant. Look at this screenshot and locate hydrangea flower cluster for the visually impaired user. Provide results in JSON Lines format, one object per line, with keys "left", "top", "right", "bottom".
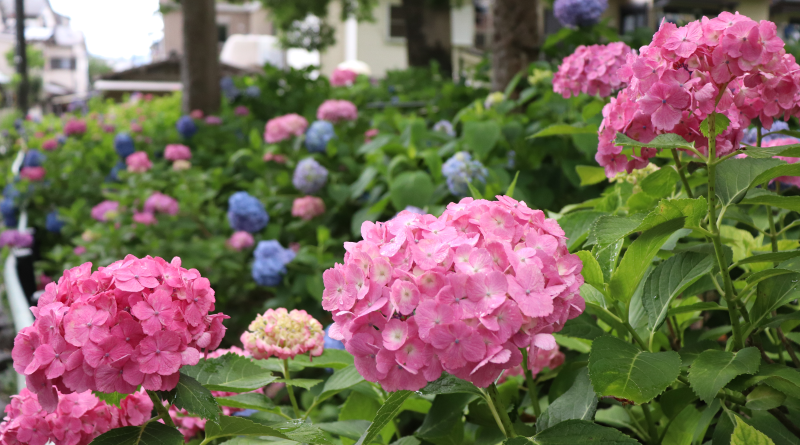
{"left": 759, "top": 137, "right": 800, "bottom": 188}
{"left": 11, "top": 255, "right": 228, "bottom": 412}
{"left": 364, "top": 128, "right": 379, "bottom": 142}
{"left": 598, "top": 13, "right": 800, "bottom": 177}
{"left": 1, "top": 185, "right": 18, "bottom": 227}
{"left": 484, "top": 92, "right": 505, "bottom": 109}
{"left": 264, "top": 113, "right": 308, "bottom": 144}
{"left": 176, "top": 116, "right": 198, "bottom": 139}
{"left": 292, "top": 196, "right": 326, "bottom": 220}
{"left": 205, "top": 116, "right": 222, "bottom": 125}
{"left": 64, "top": 120, "right": 86, "bottom": 136}
{"left": 305, "top": 120, "right": 336, "bottom": 153}
{"left": 164, "top": 144, "right": 192, "bottom": 161}
{"left": 553, "top": 42, "right": 632, "bottom": 98}
{"left": 42, "top": 139, "right": 58, "bottom": 151}
{"left": 126, "top": 152, "right": 152, "bottom": 173}
{"left": 554, "top": 0, "right": 607, "bottom": 27}
{"left": 316, "top": 100, "right": 358, "bottom": 123}
{"left": 293, "top": 158, "right": 329, "bottom": 194}
{"left": 227, "top": 192, "right": 269, "bottom": 233}
{"left": 0, "top": 229, "right": 33, "bottom": 248}
{"left": 114, "top": 133, "right": 135, "bottom": 159}
{"left": 144, "top": 192, "right": 179, "bottom": 216}
{"left": 91, "top": 200, "right": 119, "bottom": 222}
{"left": 20, "top": 167, "right": 45, "bottom": 181}
{"left": 241, "top": 308, "right": 324, "bottom": 360}
{"left": 741, "top": 120, "right": 790, "bottom": 145}
{"left": 433, "top": 120, "right": 456, "bottom": 137}
{"left": 235, "top": 106, "right": 250, "bottom": 116}
{"left": 323, "top": 197, "right": 585, "bottom": 391}
{"left": 330, "top": 68, "right": 358, "bottom": 86}
{"left": 0, "top": 389, "right": 152, "bottom": 445}
{"left": 226, "top": 231, "right": 255, "bottom": 251}
{"left": 442, "top": 152, "right": 488, "bottom": 197}
{"left": 46, "top": 211, "right": 64, "bottom": 233}
{"left": 251, "top": 240, "right": 295, "bottom": 286}
{"left": 23, "top": 150, "right": 45, "bottom": 167}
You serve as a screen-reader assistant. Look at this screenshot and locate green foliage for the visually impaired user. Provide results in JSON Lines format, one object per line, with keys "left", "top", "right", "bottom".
{"left": 181, "top": 354, "right": 277, "bottom": 392}
{"left": 536, "top": 368, "right": 598, "bottom": 433}
{"left": 89, "top": 422, "right": 184, "bottom": 445}
{"left": 687, "top": 348, "right": 760, "bottom": 403}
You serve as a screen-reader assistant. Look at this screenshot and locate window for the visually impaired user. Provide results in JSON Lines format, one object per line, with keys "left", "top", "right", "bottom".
{"left": 389, "top": 5, "right": 406, "bottom": 39}
{"left": 620, "top": 5, "right": 647, "bottom": 34}
{"left": 217, "top": 24, "right": 228, "bottom": 43}
{"left": 50, "top": 57, "right": 76, "bottom": 70}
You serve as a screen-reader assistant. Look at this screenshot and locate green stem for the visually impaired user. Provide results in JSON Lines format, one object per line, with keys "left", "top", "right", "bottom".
{"left": 671, "top": 148, "right": 694, "bottom": 198}
{"left": 641, "top": 403, "right": 659, "bottom": 445}
{"left": 282, "top": 359, "right": 301, "bottom": 418}
{"left": 485, "top": 383, "right": 517, "bottom": 438}
{"left": 625, "top": 320, "right": 650, "bottom": 351}
{"left": 706, "top": 112, "right": 745, "bottom": 350}
{"left": 147, "top": 390, "right": 175, "bottom": 428}
{"left": 520, "top": 348, "right": 541, "bottom": 417}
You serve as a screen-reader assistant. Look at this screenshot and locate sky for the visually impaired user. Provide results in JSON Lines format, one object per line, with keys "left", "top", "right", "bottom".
{"left": 48, "top": 0, "right": 164, "bottom": 61}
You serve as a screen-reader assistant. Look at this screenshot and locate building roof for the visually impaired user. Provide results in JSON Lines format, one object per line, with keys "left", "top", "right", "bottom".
{"left": 100, "top": 55, "right": 257, "bottom": 83}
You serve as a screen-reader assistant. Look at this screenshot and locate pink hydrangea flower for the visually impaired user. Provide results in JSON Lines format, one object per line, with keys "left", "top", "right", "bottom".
{"left": 0, "top": 388, "right": 151, "bottom": 445}
{"left": 316, "top": 100, "right": 358, "bottom": 123}
{"left": 190, "top": 109, "right": 204, "bottom": 120}
{"left": 597, "top": 13, "right": 800, "bottom": 178}
{"left": 553, "top": 42, "right": 632, "bottom": 98}
{"left": 226, "top": 231, "right": 255, "bottom": 250}
{"left": 63, "top": 120, "right": 86, "bottom": 136}
{"left": 133, "top": 211, "right": 157, "bottom": 225}
{"left": 42, "top": 139, "right": 58, "bottom": 151}
{"left": 234, "top": 106, "right": 250, "bottom": 116}
{"left": 0, "top": 229, "right": 33, "bottom": 248}
{"left": 144, "top": 192, "right": 179, "bottom": 216}
{"left": 130, "top": 123, "right": 143, "bottom": 133}
{"left": 263, "top": 153, "right": 287, "bottom": 163}
{"left": 11, "top": 255, "right": 228, "bottom": 412}
{"left": 264, "top": 113, "right": 308, "bottom": 144}
{"left": 164, "top": 144, "right": 192, "bottom": 161}
{"left": 205, "top": 116, "right": 222, "bottom": 125}
{"left": 291, "top": 196, "right": 326, "bottom": 220}
{"left": 73, "top": 246, "right": 86, "bottom": 255}
{"left": 364, "top": 128, "right": 379, "bottom": 142}
{"left": 91, "top": 200, "right": 120, "bottom": 222}
{"left": 322, "top": 197, "right": 584, "bottom": 391}
{"left": 126, "top": 151, "right": 152, "bottom": 173}
{"left": 241, "top": 308, "right": 325, "bottom": 360}
{"left": 19, "top": 167, "right": 45, "bottom": 181}
{"left": 330, "top": 68, "right": 358, "bottom": 87}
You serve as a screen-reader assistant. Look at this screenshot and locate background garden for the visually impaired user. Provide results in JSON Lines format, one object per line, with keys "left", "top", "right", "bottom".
{"left": 3, "top": 1, "right": 800, "bottom": 444}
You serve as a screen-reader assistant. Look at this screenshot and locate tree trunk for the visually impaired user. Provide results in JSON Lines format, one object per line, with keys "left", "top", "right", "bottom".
{"left": 14, "top": 0, "right": 28, "bottom": 114}
{"left": 402, "top": 0, "right": 452, "bottom": 76}
{"left": 181, "top": 0, "right": 220, "bottom": 115}
{"left": 491, "top": 0, "right": 539, "bottom": 91}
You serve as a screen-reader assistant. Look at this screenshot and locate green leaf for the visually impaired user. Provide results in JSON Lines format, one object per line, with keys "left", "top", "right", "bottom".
{"left": 661, "top": 404, "right": 701, "bottom": 445}
{"left": 745, "top": 268, "right": 795, "bottom": 285}
{"left": 272, "top": 378, "right": 323, "bottom": 389}
{"left": 530, "top": 124, "right": 598, "bottom": 139}
{"left": 559, "top": 211, "right": 607, "bottom": 250}
{"left": 421, "top": 374, "right": 484, "bottom": 396}
{"left": 174, "top": 373, "right": 220, "bottom": 421}
{"left": 315, "top": 365, "right": 364, "bottom": 404}
{"left": 739, "top": 364, "right": 800, "bottom": 399}
{"left": 357, "top": 134, "right": 394, "bottom": 155}
{"left": 505, "top": 171, "right": 520, "bottom": 197}
{"left": 640, "top": 167, "right": 679, "bottom": 198}
{"left": 389, "top": 171, "right": 435, "bottom": 210}
{"left": 560, "top": 314, "right": 605, "bottom": 340}
{"left": 317, "top": 420, "right": 371, "bottom": 440}
{"left": 588, "top": 214, "right": 645, "bottom": 246}
{"left": 667, "top": 301, "right": 725, "bottom": 316}
{"left": 204, "top": 416, "right": 290, "bottom": 442}
{"left": 740, "top": 143, "right": 800, "bottom": 158}
{"left": 536, "top": 368, "right": 598, "bottom": 433}
{"left": 181, "top": 354, "right": 278, "bottom": 392}
{"left": 608, "top": 218, "right": 686, "bottom": 303}
{"left": 641, "top": 251, "right": 716, "bottom": 331}
{"left": 749, "top": 273, "right": 800, "bottom": 334}
{"left": 740, "top": 189, "right": 800, "bottom": 213}
{"left": 354, "top": 391, "right": 412, "bottom": 445}
{"left": 576, "top": 165, "right": 607, "bottom": 186}
{"left": 613, "top": 132, "right": 695, "bottom": 150}
{"left": 746, "top": 385, "right": 786, "bottom": 410}
{"left": 89, "top": 423, "right": 184, "bottom": 445}
{"left": 588, "top": 336, "right": 681, "bottom": 404}
{"left": 731, "top": 420, "right": 776, "bottom": 445}
{"left": 751, "top": 162, "right": 800, "bottom": 187}
{"left": 463, "top": 121, "right": 501, "bottom": 159}
{"left": 467, "top": 181, "right": 484, "bottom": 199}
{"left": 700, "top": 113, "right": 731, "bottom": 138}
{"left": 349, "top": 166, "right": 378, "bottom": 200}
{"left": 715, "top": 158, "right": 785, "bottom": 206}
{"left": 747, "top": 411, "right": 800, "bottom": 445}
{"left": 532, "top": 420, "right": 639, "bottom": 444}
{"left": 215, "top": 393, "right": 276, "bottom": 411}
{"left": 687, "top": 347, "right": 760, "bottom": 403}
{"left": 417, "top": 393, "right": 475, "bottom": 443}
{"left": 290, "top": 349, "right": 354, "bottom": 369}
{"left": 576, "top": 250, "right": 604, "bottom": 289}
{"left": 735, "top": 249, "right": 800, "bottom": 266}
{"left": 93, "top": 391, "right": 125, "bottom": 407}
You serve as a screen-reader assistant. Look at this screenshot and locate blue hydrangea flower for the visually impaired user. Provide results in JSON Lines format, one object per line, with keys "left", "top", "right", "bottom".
{"left": 742, "top": 121, "right": 790, "bottom": 145}
{"left": 23, "top": 150, "right": 45, "bottom": 167}
{"left": 114, "top": 132, "right": 135, "bottom": 159}
{"left": 1, "top": 198, "right": 16, "bottom": 227}
{"left": 433, "top": 120, "right": 456, "bottom": 137}
{"left": 293, "top": 158, "right": 329, "bottom": 194}
{"left": 305, "top": 121, "right": 336, "bottom": 153}
{"left": 221, "top": 77, "right": 240, "bottom": 101}
{"left": 507, "top": 150, "right": 516, "bottom": 169}
{"left": 244, "top": 85, "right": 261, "bottom": 98}
{"left": 106, "top": 161, "right": 126, "bottom": 183}
{"left": 324, "top": 324, "right": 345, "bottom": 350}
{"left": 3, "top": 184, "right": 19, "bottom": 200}
{"left": 554, "top": 0, "right": 607, "bottom": 27}
{"left": 57, "top": 135, "right": 66, "bottom": 145}
{"left": 176, "top": 116, "right": 198, "bottom": 139}
{"left": 252, "top": 240, "right": 295, "bottom": 286}
{"left": 228, "top": 191, "right": 269, "bottom": 233}
{"left": 442, "top": 151, "right": 488, "bottom": 197}
{"left": 46, "top": 211, "right": 64, "bottom": 233}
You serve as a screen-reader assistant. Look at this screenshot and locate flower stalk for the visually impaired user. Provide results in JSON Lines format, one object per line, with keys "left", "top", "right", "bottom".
{"left": 485, "top": 383, "right": 516, "bottom": 438}
{"left": 282, "top": 359, "right": 302, "bottom": 418}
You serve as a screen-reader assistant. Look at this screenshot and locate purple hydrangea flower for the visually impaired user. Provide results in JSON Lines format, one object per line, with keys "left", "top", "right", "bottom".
{"left": 292, "top": 158, "right": 329, "bottom": 194}
{"left": 227, "top": 191, "right": 269, "bottom": 233}
{"left": 554, "top": 0, "right": 607, "bottom": 27}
